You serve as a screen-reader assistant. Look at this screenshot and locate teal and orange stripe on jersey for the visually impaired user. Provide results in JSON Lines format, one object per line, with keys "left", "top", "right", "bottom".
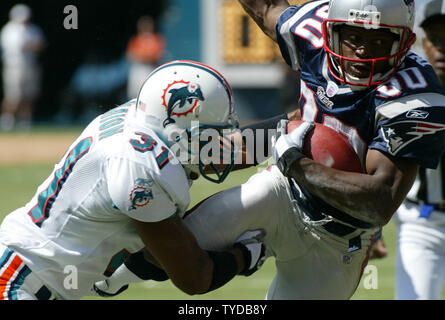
{"left": 136, "top": 60, "right": 235, "bottom": 114}
{"left": 0, "top": 248, "right": 32, "bottom": 300}
{"left": 28, "top": 137, "right": 93, "bottom": 227}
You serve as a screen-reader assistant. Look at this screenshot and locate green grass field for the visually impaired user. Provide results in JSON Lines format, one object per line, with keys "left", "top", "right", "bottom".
{"left": 1, "top": 128, "right": 441, "bottom": 300}
{"left": 0, "top": 159, "right": 399, "bottom": 300}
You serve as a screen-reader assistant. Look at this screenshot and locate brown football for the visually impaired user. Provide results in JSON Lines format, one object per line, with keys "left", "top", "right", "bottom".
{"left": 287, "top": 120, "right": 363, "bottom": 173}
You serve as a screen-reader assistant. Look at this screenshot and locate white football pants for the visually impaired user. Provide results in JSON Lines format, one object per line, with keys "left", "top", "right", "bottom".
{"left": 184, "top": 165, "right": 380, "bottom": 299}
{"left": 394, "top": 202, "right": 445, "bottom": 300}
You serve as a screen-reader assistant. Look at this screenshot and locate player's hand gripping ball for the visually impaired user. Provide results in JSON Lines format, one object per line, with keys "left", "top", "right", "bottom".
{"left": 273, "top": 120, "right": 363, "bottom": 175}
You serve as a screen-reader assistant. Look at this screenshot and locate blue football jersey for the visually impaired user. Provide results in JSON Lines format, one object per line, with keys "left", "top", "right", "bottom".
{"left": 276, "top": 0, "right": 445, "bottom": 226}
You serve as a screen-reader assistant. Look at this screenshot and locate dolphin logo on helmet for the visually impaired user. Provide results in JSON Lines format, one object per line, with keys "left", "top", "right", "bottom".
{"left": 135, "top": 60, "right": 239, "bottom": 184}
{"left": 163, "top": 83, "right": 205, "bottom": 128}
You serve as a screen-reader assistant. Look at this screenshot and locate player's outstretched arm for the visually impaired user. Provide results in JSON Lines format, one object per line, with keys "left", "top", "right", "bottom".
{"left": 301, "top": 150, "right": 416, "bottom": 227}
{"left": 238, "top": 0, "right": 290, "bottom": 41}
{"left": 274, "top": 120, "right": 418, "bottom": 228}
{"left": 286, "top": 149, "right": 418, "bottom": 228}
{"left": 203, "top": 109, "right": 301, "bottom": 172}
{"left": 129, "top": 215, "right": 264, "bottom": 295}
{"left": 91, "top": 249, "right": 169, "bottom": 297}
{"left": 93, "top": 229, "right": 265, "bottom": 297}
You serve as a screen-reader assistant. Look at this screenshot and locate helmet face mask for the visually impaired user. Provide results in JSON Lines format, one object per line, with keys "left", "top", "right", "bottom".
{"left": 172, "top": 121, "right": 239, "bottom": 183}
{"left": 135, "top": 60, "right": 239, "bottom": 184}
{"left": 322, "top": 0, "right": 417, "bottom": 87}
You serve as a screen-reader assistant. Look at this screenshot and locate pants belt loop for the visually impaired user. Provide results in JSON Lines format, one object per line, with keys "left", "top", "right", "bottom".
{"left": 348, "top": 235, "right": 362, "bottom": 253}
{"left": 35, "top": 285, "right": 53, "bottom": 300}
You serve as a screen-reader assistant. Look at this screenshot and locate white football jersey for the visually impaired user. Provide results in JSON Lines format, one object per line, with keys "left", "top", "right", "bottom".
{"left": 0, "top": 100, "right": 191, "bottom": 299}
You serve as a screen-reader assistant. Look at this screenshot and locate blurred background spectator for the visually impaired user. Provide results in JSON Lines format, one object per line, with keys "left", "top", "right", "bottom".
{"left": 393, "top": 0, "right": 445, "bottom": 300}
{"left": 56, "top": 50, "right": 130, "bottom": 124}
{"left": 0, "top": 4, "right": 45, "bottom": 131}
{"left": 126, "top": 15, "right": 165, "bottom": 99}
{"left": 0, "top": 0, "right": 294, "bottom": 128}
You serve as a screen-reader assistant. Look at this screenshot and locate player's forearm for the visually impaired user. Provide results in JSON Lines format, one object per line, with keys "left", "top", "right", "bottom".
{"left": 142, "top": 246, "right": 245, "bottom": 280}
{"left": 289, "top": 158, "right": 395, "bottom": 227}
{"left": 99, "top": 247, "right": 245, "bottom": 297}
{"left": 238, "top": 0, "right": 290, "bottom": 41}
{"left": 138, "top": 248, "right": 244, "bottom": 295}
{"left": 206, "top": 112, "right": 293, "bottom": 171}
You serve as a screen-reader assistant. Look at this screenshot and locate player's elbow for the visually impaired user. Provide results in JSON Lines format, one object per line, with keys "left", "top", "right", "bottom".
{"left": 359, "top": 183, "right": 399, "bottom": 228}
{"left": 361, "top": 206, "right": 393, "bottom": 228}
{"left": 170, "top": 258, "right": 213, "bottom": 295}
{"left": 376, "top": 207, "right": 397, "bottom": 227}
{"left": 372, "top": 211, "right": 391, "bottom": 228}
{"left": 372, "top": 194, "right": 400, "bottom": 227}
{"left": 173, "top": 282, "right": 203, "bottom": 296}
{"left": 176, "top": 280, "right": 208, "bottom": 296}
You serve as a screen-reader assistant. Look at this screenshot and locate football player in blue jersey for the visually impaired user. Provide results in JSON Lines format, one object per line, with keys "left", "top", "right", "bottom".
{"left": 393, "top": 0, "right": 445, "bottom": 300}
{"left": 94, "top": 0, "right": 445, "bottom": 299}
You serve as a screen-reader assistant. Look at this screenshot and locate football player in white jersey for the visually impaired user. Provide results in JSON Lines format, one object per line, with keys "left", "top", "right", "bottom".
{"left": 393, "top": 0, "right": 445, "bottom": 300}
{"left": 0, "top": 60, "right": 266, "bottom": 300}
{"left": 95, "top": 0, "right": 445, "bottom": 300}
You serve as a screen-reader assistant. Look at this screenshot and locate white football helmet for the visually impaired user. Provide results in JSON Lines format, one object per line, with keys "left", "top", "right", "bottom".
{"left": 322, "top": 0, "right": 417, "bottom": 86}
{"left": 135, "top": 60, "right": 239, "bottom": 183}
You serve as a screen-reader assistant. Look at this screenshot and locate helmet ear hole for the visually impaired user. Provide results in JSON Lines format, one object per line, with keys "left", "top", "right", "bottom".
{"left": 193, "top": 105, "right": 200, "bottom": 118}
